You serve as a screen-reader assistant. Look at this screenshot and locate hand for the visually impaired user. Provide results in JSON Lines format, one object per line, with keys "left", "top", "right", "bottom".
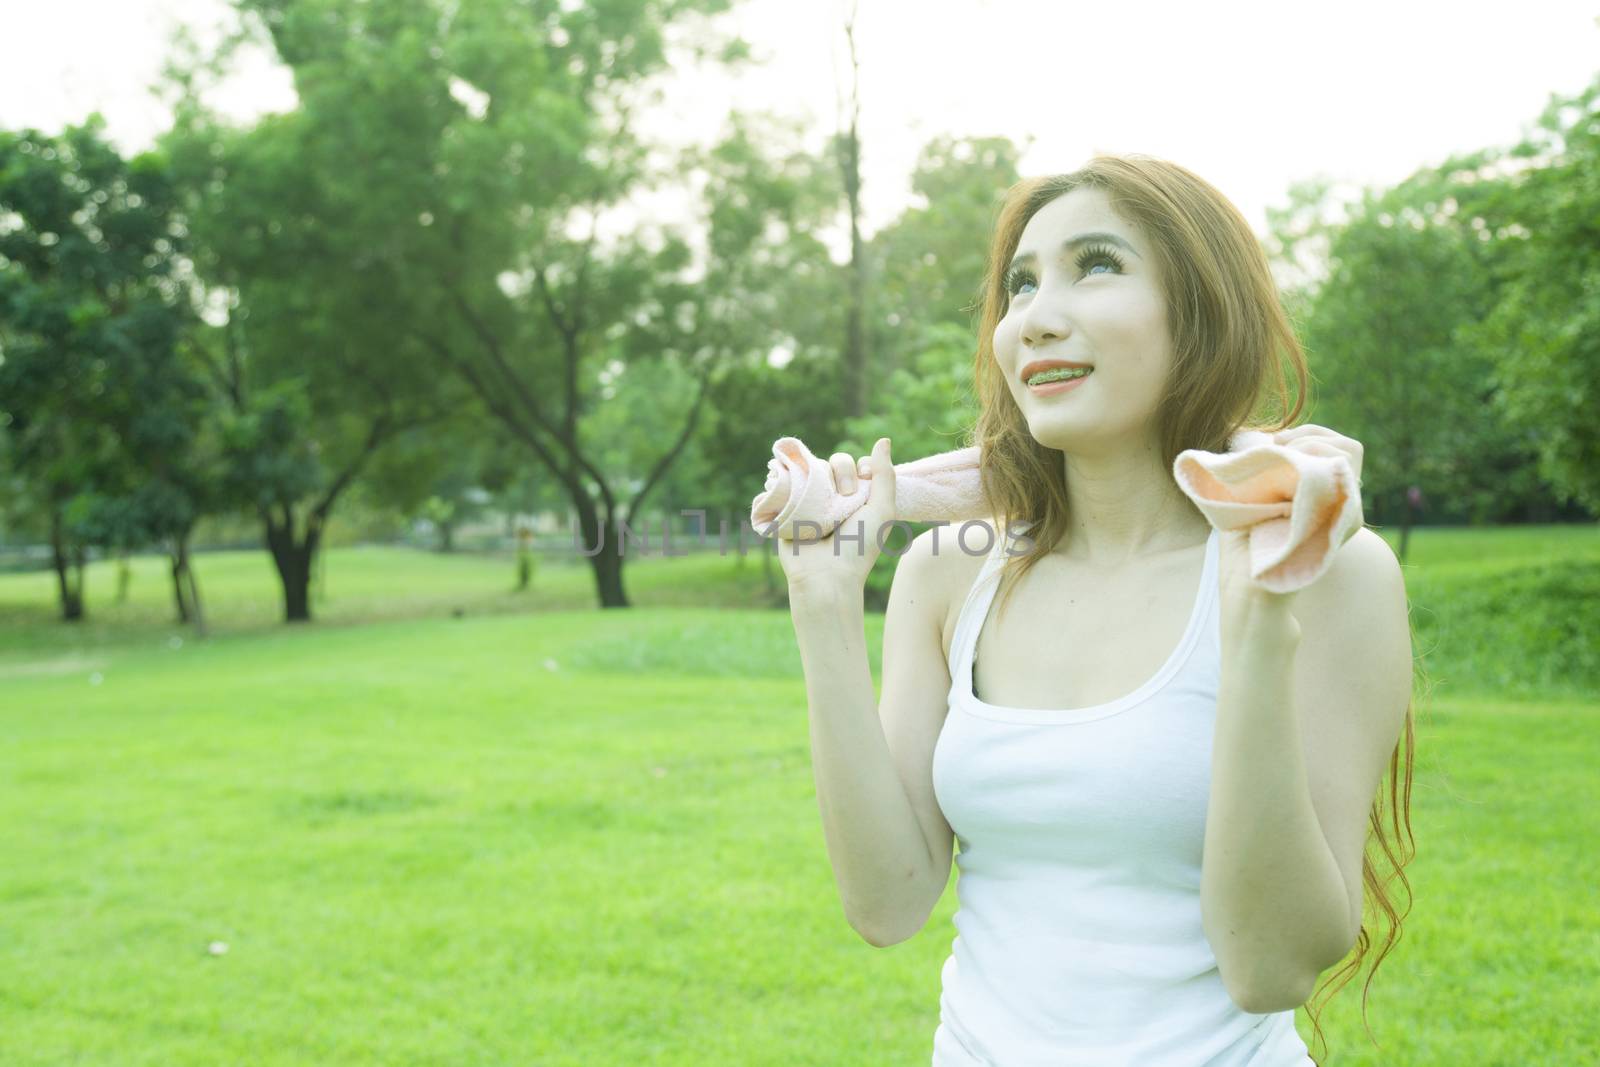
{"left": 1271, "top": 423, "right": 1364, "bottom": 487}
{"left": 1217, "top": 526, "right": 1301, "bottom": 652}
{"left": 777, "top": 437, "right": 896, "bottom": 598}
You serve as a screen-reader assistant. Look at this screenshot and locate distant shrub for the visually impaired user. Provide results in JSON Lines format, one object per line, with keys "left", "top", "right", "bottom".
{"left": 1408, "top": 559, "right": 1600, "bottom": 699}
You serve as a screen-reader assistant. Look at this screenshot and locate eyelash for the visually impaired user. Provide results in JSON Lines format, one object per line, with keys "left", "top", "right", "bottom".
{"left": 1002, "top": 243, "right": 1126, "bottom": 297}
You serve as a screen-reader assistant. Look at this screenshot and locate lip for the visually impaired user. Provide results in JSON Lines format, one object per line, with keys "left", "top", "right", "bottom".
{"left": 1027, "top": 373, "right": 1091, "bottom": 398}
{"left": 1019, "top": 358, "right": 1093, "bottom": 384}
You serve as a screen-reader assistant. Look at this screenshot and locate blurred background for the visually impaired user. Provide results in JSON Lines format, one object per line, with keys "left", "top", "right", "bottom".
{"left": 1, "top": 2, "right": 1596, "bottom": 1064}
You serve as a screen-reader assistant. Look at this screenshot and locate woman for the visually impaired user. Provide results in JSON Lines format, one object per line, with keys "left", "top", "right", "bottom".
{"left": 778, "top": 156, "right": 1416, "bottom": 1066}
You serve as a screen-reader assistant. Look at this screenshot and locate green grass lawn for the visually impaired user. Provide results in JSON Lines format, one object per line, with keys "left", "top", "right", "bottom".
{"left": 1, "top": 526, "right": 1596, "bottom": 1064}
{"left": 0, "top": 540, "right": 787, "bottom": 669}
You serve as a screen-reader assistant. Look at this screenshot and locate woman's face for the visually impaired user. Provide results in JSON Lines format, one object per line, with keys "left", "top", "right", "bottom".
{"left": 992, "top": 187, "right": 1173, "bottom": 453}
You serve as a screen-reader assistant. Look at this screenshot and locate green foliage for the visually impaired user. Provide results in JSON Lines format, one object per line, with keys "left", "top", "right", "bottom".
{"left": 699, "top": 351, "right": 849, "bottom": 522}
{"left": 866, "top": 135, "right": 1022, "bottom": 381}
{"left": 1275, "top": 75, "right": 1600, "bottom": 525}
{"left": 1296, "top": 181, "right": 1500, "bottom": 521}
{"left": 841, "top": 321, "right": 979, "bottom": 461}
{"left": 1452, "top": 74, "right": 1600, "bottom": 513}
{"left": 1411, "top": 559, "right": 1599, "bottom": 698}
{"left": 215, "top": 378, "right": 322, "bottom": 512}
{"left": 163, "top": 0, "right": 816, "bottom": 608}
{"left": 0, "top": 117, "right": 203, "bottom": 612}
{"left": 610, "top": 112, "right": 851, "bottom": 529}
{"left": 1395, "top": 524, "right": 1600, "bottom": 700}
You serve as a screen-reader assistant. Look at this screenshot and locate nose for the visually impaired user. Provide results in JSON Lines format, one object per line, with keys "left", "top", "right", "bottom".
{"left": 1019, "top": 299, "right": 1067, "bottom": 349}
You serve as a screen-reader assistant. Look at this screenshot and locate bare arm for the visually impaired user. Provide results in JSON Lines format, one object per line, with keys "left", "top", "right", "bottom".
{"left": 789, "top": 528, "right": 955, "bottom": 946}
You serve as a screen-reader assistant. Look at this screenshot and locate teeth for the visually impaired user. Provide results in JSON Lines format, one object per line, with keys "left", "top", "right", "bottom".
{"left": 1027, "top": 367, "right": 1092, "bottom": 385}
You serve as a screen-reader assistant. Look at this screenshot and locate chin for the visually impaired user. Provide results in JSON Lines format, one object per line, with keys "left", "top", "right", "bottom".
{"left": 1023, "top": 419, "right": 1080, "bottom": 452}
{"left": 1026, "top": 410, "right": 1144, "bottom": 454}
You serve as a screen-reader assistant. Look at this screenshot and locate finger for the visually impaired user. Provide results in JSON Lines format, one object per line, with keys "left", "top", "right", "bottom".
{"left": 1273, "top": 424, "right": 1328, "bottom": 440}
{"left": 869, "top": 438, "right": 894, "bottom": 496}
{"left": 1276, "top": 428, "right": 1362, "bottom": 466}
{"left": 829, "top": 452, "right": 856, "bottom": 495}
{"left": 1276, "top": 424, "right": 1357, "bottom": 449}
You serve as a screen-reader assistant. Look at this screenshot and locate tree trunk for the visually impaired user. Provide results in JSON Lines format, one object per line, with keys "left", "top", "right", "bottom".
{"left": 515, "top": 528, "right": 535, "bottom": 592}
{"left": 839, "top": 16, "right": 868, "bottom": 420}
{"left": 49, "top": 507, "right": 85, "bottom": 622}
{"left": 171, "top": 549, "right": 192, "bottom": 623}
{"left": 242, "top": 411, "right": 390, "bottom": 626}
{"left": 280, "top": 546, "right": 313, "bottom": 622}
{"left": 591, "top": 543, "right": 627, "bottom": 608}
{"left": 116, "top": 550, "right": 131, "bottom": 604}
{"left": 571, "top": 495, "right": 629, "bottom": 608}
{"left": 264, "top": 511, "right": 318, "bottom": 623}
{"left": 171, "top": 533, "right": 208, "bottom": 637}
{"left": 438, "top": 520, "right": 455, "bottom": 552}
{"left": 844, "top": 148, "right": 866, "bottom": 417}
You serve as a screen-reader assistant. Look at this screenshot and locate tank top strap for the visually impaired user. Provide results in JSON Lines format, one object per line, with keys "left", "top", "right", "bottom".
{"left": 950, "top": 519, "right": 1028, "bottom": 690}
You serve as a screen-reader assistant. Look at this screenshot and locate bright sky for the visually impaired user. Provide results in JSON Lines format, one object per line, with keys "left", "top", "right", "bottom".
{"left": 2, "top": 0, "right": 1597, "bottom": 246}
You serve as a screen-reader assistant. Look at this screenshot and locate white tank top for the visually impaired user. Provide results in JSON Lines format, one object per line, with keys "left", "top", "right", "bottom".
{"left": 930, "top": 520, "right": 1315, "bottom": 1066}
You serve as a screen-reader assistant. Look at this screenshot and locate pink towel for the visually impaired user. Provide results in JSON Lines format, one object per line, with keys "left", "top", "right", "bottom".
{"left": 751, "top": 437, "right": 985, "bottom": 541}
{"left": 751, "top": 424, "right": 1364, "bottom": 593}
{"left": 1172, "top": 424, "right": 1364, "bottom": 594}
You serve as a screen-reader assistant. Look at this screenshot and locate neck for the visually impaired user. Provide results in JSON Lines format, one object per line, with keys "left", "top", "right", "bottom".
{"left": 1055, "top": 435, "right": 1210, "bottom": 566}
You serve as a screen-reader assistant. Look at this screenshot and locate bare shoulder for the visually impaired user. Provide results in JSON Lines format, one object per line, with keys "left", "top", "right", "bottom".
{"left": 1297, "top": 526, "right": 1405, "bottom": 613}
{"left": 1345, "top": 526, "right": 1402, "bottom": 572}
{"left": 892, "top": 523, "right": 993, "bottom": 667}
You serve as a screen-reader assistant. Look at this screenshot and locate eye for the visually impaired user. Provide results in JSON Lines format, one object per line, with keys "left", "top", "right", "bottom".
{"left": 1075, "top": 243, "right": 1126, "bottom": 276}
{"left": 1002, "top": 266, "right": 1036, "bottom": 296}
{"left": 1002, "top": 243, "right": 1127, "bottom": 300}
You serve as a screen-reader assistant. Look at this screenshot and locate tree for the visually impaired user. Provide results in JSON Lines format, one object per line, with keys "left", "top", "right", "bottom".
{"left": 866, "top": 135, "right": 1023, "bottom": 380}
{"left": 162, "top": 17, "right": 462, "bottom": 621}
{"left": 1452, "top": 74, "right": 1600, "bottom": 514}
{"left": 1296, "top": 180, "right": 1498, "bottom": 560}
{"left": 1266, "top": 89, "right": 1599, "bottom": 538}
{"left": 361, "top": 415, "right": 514, "bottom": 552}
{"left": 174, "top": 0, "right": 765, "bottom": 610}
{"left": 0, "top": 117, "right": 200, "bottom": 623}
{"left": 620, "top": 112, "right": 847, "bottom": 521}
{"left": 833, "top": 0, "right": 868, "bottom": 420}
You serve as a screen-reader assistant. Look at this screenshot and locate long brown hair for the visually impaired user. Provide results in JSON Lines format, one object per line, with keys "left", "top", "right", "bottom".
{"left": 963, "top": 154, "right": 1418, "bottom": 1064}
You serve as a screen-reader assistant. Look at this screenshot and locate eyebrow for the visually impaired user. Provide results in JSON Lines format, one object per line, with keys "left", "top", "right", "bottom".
{"left": 1007, "top": 231, "right": 1142, "bottom": 275}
